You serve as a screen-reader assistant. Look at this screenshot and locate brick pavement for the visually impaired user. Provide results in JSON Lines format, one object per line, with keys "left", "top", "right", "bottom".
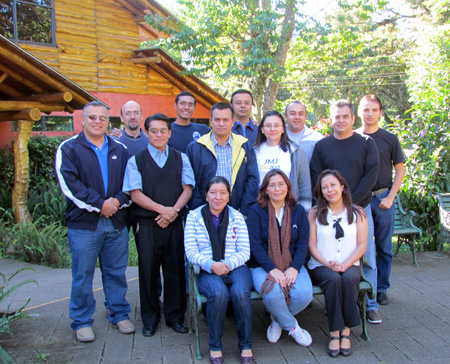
{"left": 1, "top": 252, "right": 450, "bottom": 364}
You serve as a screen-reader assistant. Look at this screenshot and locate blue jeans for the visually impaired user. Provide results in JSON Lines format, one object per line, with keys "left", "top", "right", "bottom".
{"left": 197, "top": 265, "right": 253, "bottom": 352}
{"left": 68, "top": 217, "right": 131, "bottom": 330}
{"left": 363, "top": 205, "right": 379, "bottom": 311}
{"left": 371, "top": 189, "right": 395, "bottom": 293}
{"left": 251, "top": 266, "right": 312, "bottom": 331}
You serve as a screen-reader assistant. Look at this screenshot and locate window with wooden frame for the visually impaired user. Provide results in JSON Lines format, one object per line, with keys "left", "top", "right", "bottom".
{"left": 0, "top": 0, "right": 54, "bottom": 44}
{"left": 12, "top": 115, "right": 73, "bottom": 131}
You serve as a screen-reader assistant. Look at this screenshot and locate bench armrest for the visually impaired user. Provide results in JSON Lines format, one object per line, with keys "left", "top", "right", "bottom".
{"left": 360, "top": 257, "right": 376, "bottom": 300}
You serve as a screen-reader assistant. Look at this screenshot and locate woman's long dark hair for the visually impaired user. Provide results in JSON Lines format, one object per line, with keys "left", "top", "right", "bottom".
{"left": 313, "top": 169, "right": 365, "bottom": 225}
{"left": 254, "top": 111, "right": 291, "bottom": 152}
{"left": 257, "top": 169, "right": 297, "bottom": 210}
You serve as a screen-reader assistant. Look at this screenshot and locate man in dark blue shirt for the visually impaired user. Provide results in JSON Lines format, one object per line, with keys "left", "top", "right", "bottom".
{"left": 168, "top": 91, "right": 210, "bottom": 153}
{"left": 230, "top": 89, "right": 258, "bottom": 145}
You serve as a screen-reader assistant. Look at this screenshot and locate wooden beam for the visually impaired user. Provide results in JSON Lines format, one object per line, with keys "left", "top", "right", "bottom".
{"left": 65, "top": 104, "right": 76, "bottom": 113}
{"left": 0, "top": 83, "right": 23, "bottom": 98}
{"left": 19, "top": 92, "right": 73, "bottom": 103}
{"left": 151, "top": 58, "right": 226, "bottom": 105}
{"left": 0, "top": 108, "right": 41, "bottom": 122}
{"left": 115, "top": 0, "right": 142, "bottom": 16}
{"left": 131, "top": 54, "right": 161, "bottom": 64}
{"left": 0, "top": 101, "right": 65, "bottom": 112}
{"left": 0, "top": 63, "right": 43, "bottom": 93}
{"left": 149, "top": 63, "right": 213, "bottom": 108}
{"left": 0, "top": 72, "right": 7, "bottom": 84}
{"left": 0, "top": 46, "right": 88, "bottom": 106}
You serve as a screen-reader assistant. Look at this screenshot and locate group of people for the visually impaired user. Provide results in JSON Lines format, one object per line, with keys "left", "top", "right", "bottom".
{"left": 55, "top": 88, "right": 405, "bottom": 364}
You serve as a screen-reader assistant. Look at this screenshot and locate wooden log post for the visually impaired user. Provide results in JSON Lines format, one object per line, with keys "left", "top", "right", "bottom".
{"left": 12, "top": 119, "right": 33, "bottom": 224}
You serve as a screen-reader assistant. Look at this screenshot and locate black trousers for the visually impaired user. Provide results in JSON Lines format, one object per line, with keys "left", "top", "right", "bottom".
{"left": 134, "top": 221, "right": 186, "bottom": 327}
{"left": 309, "top": 265, "right": 361, "bottom": 332}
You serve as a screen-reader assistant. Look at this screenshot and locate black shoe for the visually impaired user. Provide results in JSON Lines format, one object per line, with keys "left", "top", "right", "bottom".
{"left": 142, "top": 325, "right": 156, "bottom": 337}
{"left": 168, "top": 323, "right": 188, "bottom": 334}
{"left": 377, "top": 291, "right": 390, "bottom": 305}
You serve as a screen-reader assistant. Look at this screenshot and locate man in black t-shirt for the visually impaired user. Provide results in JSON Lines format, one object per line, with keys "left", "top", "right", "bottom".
{"left": 310, "top": 99, "right": 381, "bottom": 324}
{"left": 357, "top": 94, "right": 405, "bottom": 308}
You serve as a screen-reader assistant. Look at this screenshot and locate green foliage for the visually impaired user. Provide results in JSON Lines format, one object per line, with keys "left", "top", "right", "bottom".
{"left": 27, "top": 135, "right": 69, "bottom": 187}
{"left": 145, "top": 0, "right": 300, "bottom": 117}
{"left": 0, "top": 149, "right": 14, "bottom": 192}
{"left": 0, "top": 267, "right": 38, "bottom": 364}
{"left": 127, "top": 233, "right": 138, "bottom": 267}
{"left": 390, "top": 106, "right": 450, "bottom": 250}
{"left": 0, "top": 209, "right": 70, "bottom": 268}
{"left": 283, "top": 0, "right": 411, "bottom": 122}
{"left": 27, "top": 182, "right": 66, "bottom": 225}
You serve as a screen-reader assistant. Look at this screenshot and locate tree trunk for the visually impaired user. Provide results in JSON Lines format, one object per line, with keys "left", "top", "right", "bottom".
{"left": 262, "top": 0, "right": 296, "bottom": 114}
{"left": 12, "top": 120, "right": 33, "bottom": 224}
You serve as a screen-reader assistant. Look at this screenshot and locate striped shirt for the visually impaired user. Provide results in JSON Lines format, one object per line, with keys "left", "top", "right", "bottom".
{"left": 211, "top": 133, "right": 232, "bottom": 185}
{"left": 184, "top": 205, "right": 250, "bottom": 273}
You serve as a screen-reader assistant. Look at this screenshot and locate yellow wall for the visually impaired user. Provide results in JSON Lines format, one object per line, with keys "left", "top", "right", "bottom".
{"left": 19, "top": 0, "right": 176, "bottom": 96}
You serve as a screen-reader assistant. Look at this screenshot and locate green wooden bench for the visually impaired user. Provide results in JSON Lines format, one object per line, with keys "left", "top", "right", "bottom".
{"left": 435, "top": 193, "right": 450, "bottom": 256}
{"left": 393, "top": 194, "right": 423, "bottom": 266}
{"left": 188, "top": 261, "right": 375, "bottom": 360}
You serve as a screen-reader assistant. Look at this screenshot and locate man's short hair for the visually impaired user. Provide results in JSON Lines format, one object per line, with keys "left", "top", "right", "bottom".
{"left": 360, "top": 94, "right": 383, "bottom": 111}
{"left": 120, "top": 100, "right": 142, "bottom": 117}
{"left": 284, "top": 101, "right": 307, "bottom": 116}
{"left": 82, "top": 101, "right": 108, "bottom": 118}
{"left": 175, "top": 91, "right": 197, "bottom": 105}
{"left": 230, "top": 89, "right": 253, "bottom": 104}
{"left": 210, "top": 102, "right": 234, "bottom": 119}
{"left": 331, "top": 99, "right": 355, "bottom": 117}
{"left": 144, "top": 113, "right": 172, "bottom": 131}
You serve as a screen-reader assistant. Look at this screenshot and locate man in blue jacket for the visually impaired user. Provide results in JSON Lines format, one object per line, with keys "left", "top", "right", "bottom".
{"left": 187, "top": 102, "right": 259, "bottom": 217}
{"left": 55, "top": 101, "right": 134, "bottom": 342}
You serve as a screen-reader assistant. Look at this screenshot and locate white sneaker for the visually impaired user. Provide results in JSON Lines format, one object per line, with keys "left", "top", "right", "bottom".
{"left": 267, "top": 318, "right": 282, "bottom": 343}
{"left": 76, "top": 327, "right": 95, "bottom": 342}
{"left": 289, "top": 321, "right": 312, "bottom": 347}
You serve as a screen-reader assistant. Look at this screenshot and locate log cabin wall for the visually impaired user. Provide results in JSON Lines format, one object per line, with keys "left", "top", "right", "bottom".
{"left": 0, "top": 0, "right": 213, "bottom": 148}
{"left": 19, "top": 0, "right": 178, "bottom": 96}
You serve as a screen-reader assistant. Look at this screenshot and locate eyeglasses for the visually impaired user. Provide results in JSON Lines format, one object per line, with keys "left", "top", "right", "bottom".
{"left": 86, "top": 115, "right": 108, "bottom": 122}
{"left": 263, "top": 124, "right": 283, "bottom": 130}
{"left": 267, "top": 181, "right": 287, "bottom": 190}
{"left": 149, "top": 128, "right": 169, "bottom": 135}
{"left": 178, "top": 101, "right": 195, "bottom": 108}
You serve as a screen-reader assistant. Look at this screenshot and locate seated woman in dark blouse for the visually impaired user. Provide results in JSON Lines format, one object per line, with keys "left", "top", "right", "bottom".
{"left": 247, "top": 169, "right": 313, "bottom": 346}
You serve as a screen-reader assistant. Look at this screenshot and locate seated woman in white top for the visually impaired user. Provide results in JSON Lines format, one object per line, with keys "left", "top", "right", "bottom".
{"left": 308, "top": 169, "right": 367, "bottom": 358}
{"left": 254, "top": 110, "right": 312, "bottom": 211}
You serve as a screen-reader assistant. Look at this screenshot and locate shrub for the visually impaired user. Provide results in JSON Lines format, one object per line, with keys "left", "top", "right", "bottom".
{"left": 0, "top": 268, "right": 38, "bottom": 364}
{"left": 27, "top": 135, "right": 69, "bottom": 187}
{"left": 390, "top": 106, "right": 450, "bottom": 251}
{"left": 0, "top": 210, "right": 70, "bottom": 268}
{"left": 27, "top": 182, "right": 66, "bottom": 225}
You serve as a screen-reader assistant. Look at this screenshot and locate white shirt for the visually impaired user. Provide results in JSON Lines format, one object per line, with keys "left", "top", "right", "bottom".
{"left": 255, "top": 142, "right": 291, "bottom": 185}
{"left": 308, "top": 208, "right": 359, "bottom": 270}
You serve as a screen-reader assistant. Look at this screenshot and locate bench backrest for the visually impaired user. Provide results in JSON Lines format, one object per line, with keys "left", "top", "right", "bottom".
{"left": 394, "top": 196, "right": 407, "bottom": 230}
{"left": 437, "top": 193, "right": 450, "bottom": 212}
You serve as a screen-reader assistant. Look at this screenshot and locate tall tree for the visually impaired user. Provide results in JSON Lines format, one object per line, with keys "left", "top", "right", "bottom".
{"left": 281, "top": 0, "right": 413, "bottom": 122}
{"left": 146, "top": 0, "right": 302, "bottom": 120}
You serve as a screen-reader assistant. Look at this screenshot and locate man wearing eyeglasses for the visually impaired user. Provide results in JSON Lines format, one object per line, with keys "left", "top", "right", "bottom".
{"left": 123, "top": 113, "right": 195, "bottom": 337}
{"left": 56, "top": 101, "right": 134, "bottom": 342}
{"left": 168, "top": 91, "right": 210, "bottom": 153}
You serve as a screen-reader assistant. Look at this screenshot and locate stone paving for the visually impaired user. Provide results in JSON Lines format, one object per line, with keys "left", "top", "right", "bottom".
{"left": 1, "top": 251, "right": 450, "bottom": 364}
